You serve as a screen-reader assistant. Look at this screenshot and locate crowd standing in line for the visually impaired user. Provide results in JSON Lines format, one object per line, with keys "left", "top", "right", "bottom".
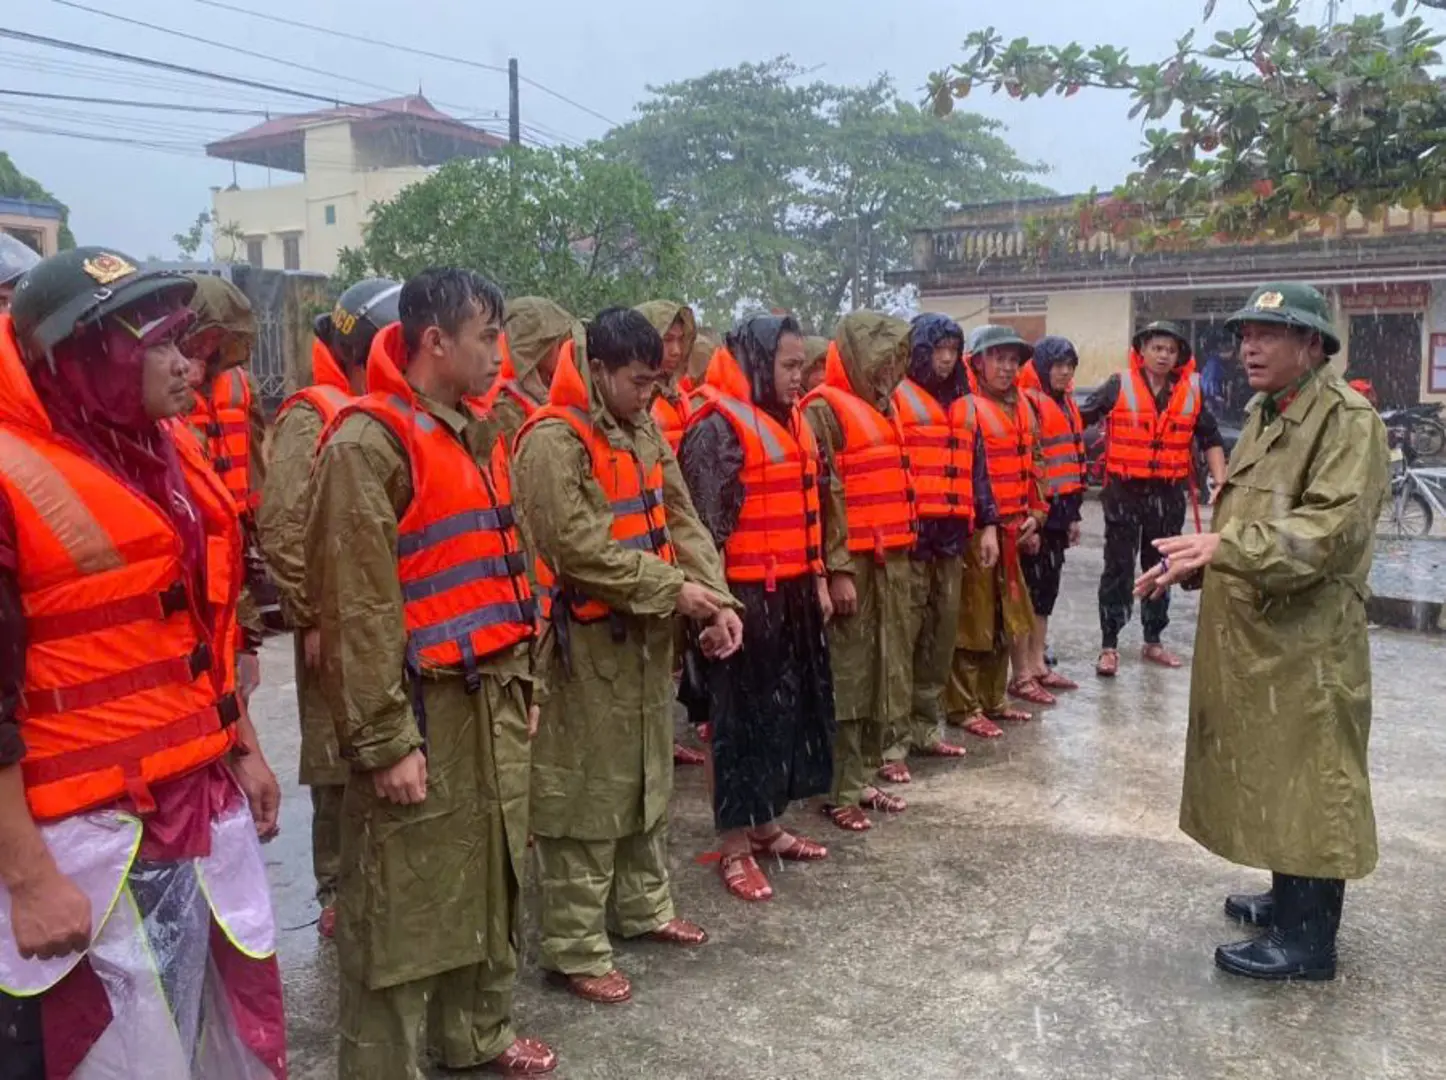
{"left": 0, "top": 246, "right": 1385, "bottom": 1079}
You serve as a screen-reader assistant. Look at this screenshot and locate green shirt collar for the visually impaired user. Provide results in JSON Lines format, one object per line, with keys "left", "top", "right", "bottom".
{"left": 1260, "top": 366, "right": 1322, "bottom": 423}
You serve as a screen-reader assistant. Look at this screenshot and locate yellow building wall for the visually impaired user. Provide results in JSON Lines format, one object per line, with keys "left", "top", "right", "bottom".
{"left": 925, "top": 294, "right": 992, "bottom": 333}
{"left": 1046, "top": 290, "right": 1133, "bottom": 386}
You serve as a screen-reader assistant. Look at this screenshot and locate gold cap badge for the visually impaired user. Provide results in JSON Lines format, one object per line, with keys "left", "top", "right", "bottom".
{"left": 1253, "top": 290, "right": 1284, "bottom": 310}
{"left": 82, "top": 253, "right": 137, "bottom": 285}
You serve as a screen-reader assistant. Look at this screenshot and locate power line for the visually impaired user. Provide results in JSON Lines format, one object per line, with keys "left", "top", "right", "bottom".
{"left": 182, "top": 0, "right": 625, "bottom": 128}
{"left": 0, "top": 88, "right": 270, "bottom": 116}
{"left": 51, "top": 0, "right": 437, "bottom": 105}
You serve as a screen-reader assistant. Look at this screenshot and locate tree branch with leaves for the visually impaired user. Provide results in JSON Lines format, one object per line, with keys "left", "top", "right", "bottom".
{"left": 928, "top": 0, "right": 1446, "bottom": 250}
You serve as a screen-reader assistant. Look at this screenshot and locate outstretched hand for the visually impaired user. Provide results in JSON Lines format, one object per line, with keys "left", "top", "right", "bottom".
{"left": 1134, "top": 533, "right": 1221, "bottom": 600}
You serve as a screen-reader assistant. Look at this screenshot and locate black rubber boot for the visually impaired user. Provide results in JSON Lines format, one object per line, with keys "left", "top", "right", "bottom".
{"left": 1224, "top": 887, "right": 1274, "bottom": 928}
{"left": 1215, "top": 874, "right": 1343, "bottom": 982}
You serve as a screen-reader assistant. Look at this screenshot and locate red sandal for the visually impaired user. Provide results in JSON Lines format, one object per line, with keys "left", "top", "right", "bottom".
{"left": 482, "top": 1036, "right": 559, "bottom": 1076}
{"left": 1038, "top": 670, "right": 1079, "bottom": 691}
{"left": 823, "top": 804, "right": 872, "bottom": 832}
{"left": 548, "top": 969, "right": 632, "bottom": 1005}
{"left": 1008, "top": 678, "right": 1057, "bottom": 707}
{"left": 919, "top": 740, "right": 967, "bottom": 758}
{"left": 673, "top": 742, "right": 706, "bottom": 766}
{"left": 1096, "top": 649, "right": 1119, "bottom": 677}
{"left": 957, "top": 713, "right": 1004, "bottom": 739}
{"left": 1142, "top": 644, "right": 1183, "bottom": 669}
{"left": 644, "top": 918, "right": 709, "bottom": 946}
{"left": 719, "top": 852, "right": 773, "bottom": 902}
{"left": 317, "top": 904, "right": 336, "bottom": 940}
{"left": 991, "top": 707, "right": 1035, "bottom": 725}
{"left": 860, "top": 786, "right": 907, "bottom": 814}
{"left": 877, "top": 761, "right": 912, "bottom": 784}
{"left": 751, "top": 829, "right": 828, "bottom": 862}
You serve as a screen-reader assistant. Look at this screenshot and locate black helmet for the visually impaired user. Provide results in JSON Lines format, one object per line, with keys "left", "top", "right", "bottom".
{"left": 9, "top": 247, "right": 195, "bottom": 358}
{"left": 0, "top": 233, "right": 41, "bottom": 292}
{"left": 315, "top": 277, "right": 401, "bottom": 370}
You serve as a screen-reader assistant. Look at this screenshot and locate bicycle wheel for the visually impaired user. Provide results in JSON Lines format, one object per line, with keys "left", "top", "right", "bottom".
{"left": 1409, "top": 419, "right": 1446, "bottom": 459}
{"left": 1396, "top": 492, "right": 1433, "bottom": 537}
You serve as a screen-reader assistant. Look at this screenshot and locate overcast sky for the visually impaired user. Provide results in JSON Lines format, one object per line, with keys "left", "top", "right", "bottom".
{"left": 2, "top": 0, "right": 1433, "bottom": 257}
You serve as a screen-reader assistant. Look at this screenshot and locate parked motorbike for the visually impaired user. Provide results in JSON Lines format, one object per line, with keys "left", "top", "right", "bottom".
{"left": 1379, "top": 401, "right": 1446, "bottom": 460}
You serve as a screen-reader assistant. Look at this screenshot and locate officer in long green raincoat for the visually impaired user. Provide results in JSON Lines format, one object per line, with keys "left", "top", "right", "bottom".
{"left": 512, "top": 305, "right": 740, "bottom": 1007}
{"left": 305, "top": 269, "right": 556, "bottom": 1078}
{"left": 491, "top": 296, "right": 576, "bottom": 447}
{"left": 1138, "top": 282, "right": 1388, "bottom": 983}
{"left": 257, "top": 277, "right": 399, "bottom": 937}
{"left": 802, "top": 311, "right": 915, "bottom": 832}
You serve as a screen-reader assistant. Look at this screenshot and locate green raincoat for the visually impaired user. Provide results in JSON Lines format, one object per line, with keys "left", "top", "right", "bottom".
{"left": 802, "top": 312, "right": 913, "bottom": 801}
{"left": 512, "top": 348, "right": 734, "bottom": 844}
{"left": 636, "top": 300, "right": 697, "bottom": 414}
{"left": 1180, "top": 370, "right": 1388, "bottom": 880}
{"left": 495, "top": 296, "right": 575, "bottom": 447}
{"left": 304, "top": 393, "right": 533, "bottom": 992}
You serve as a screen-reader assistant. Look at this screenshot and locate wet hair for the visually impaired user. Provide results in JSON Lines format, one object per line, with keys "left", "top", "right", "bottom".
{"left": 586, "top": 306, "right": 663, "bottom": 373}
{"left": 399, "top": 267, "right": 504, "bottom": 354}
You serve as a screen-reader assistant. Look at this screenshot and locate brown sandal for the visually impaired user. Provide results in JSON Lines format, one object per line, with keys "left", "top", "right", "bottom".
{"left": 644, "top": 918, "right": 709, "bottom": 946}
{"left": 919, "top": 740, "right": 967, "bottom": 758}
{"left": 673, "top": 742, "right": 706, "bottom": 766}
{"left": 1008, "top": 678, "right": 1057, "bottom": 706}
{"left": 1038, "top": 670, "right": 1079, "bottom": 691}
{"left": 959, "top": 714, "right": 1004, "bottom": 739}
{"left": 1096, "top": 649, "right": 1120, "bottom": 677}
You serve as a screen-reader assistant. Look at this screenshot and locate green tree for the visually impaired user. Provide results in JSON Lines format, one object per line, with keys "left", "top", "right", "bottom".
{"left": 0, "top": 152, "right": 75, "bottom": 248}
{"left": 337, "top": 146, "right": 690, "bottom": 315}
{"left": 173, "top": 209, "right": 245, "bottom": 261}
{"left": 605, "top": 58, "right": 1050, "bottom": 332}
{"left": 927, "top": 0, "right": 1446, "bottom": 249}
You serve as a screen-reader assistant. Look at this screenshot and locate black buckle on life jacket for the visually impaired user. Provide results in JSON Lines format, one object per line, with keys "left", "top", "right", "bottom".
{"left": 900, "top": 454, "right": 911, "bottom": 470}
{"left": 217, "top": 692, "right": 241, "bottom": 727}
{"left": 495, "top": 505, "right": 516, "bottom": 529}
{"left": 159, "top": 580, "right": 189, "bottom": 618}
{"left": 504, "top": 551, "right": 528, "bottom": 576}
{"left": 206, "top": 422, "right": 224, "bottom": 439}
{"left": 214, "top": 455, "right": 233, "bottom": 472}
{"left": 189, "top": 641, "right": 213, "bottom": 678}
{"left": 519, "top": 596, "right": 539, "bottom": 624}
{"left": 805, "top": 510, "right": 819, "bottom": 526}
{"left": 944, "top": 465, "right": 958, "bottom": 479}
{"left": 639, "top": 487, "right": 661, "bottom": 512}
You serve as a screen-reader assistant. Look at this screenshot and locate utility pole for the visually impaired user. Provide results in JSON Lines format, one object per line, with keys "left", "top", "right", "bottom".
{"left": 1326, "top": 0, "right": 1339, "bottom": 28}
{"left": 508, "top": 58, "right": 520, "bottom": 146}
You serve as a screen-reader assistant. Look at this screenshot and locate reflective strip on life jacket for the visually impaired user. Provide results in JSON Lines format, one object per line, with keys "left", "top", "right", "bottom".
{"left": 334, "top": 391, "right": 536, "bottom": 675}
{"left": 1025, "top": 389, "right": 1086, "bottom": 497}
{"left": 1105, "top": 365, "right": 1202, "bottom": 482}
{"left": 189, "top": 368, "right": 256, "bottom": 513}
{"left": 517, "top": 403, "right": 676, "bottom": 623}
{"left": 700, "top": 392, "right": 823, "bottom": 587}
{"left": 276, "top": 382, "right": 352, "bottom": 429}
{"left": 972, "top": 393, "right": 1036, "bottom": 519}
{"left": 0, "top": 411, "right": 241, "bottom": 822}
{"left": 892, "top": 378, "right": 975, "bottom": 522}
{"left": 804, "top": 384, "right": 915, "bottom": 560}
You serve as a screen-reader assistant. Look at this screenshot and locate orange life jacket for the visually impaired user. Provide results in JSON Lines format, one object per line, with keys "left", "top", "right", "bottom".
{"left": 274, "top": 338, "right": 355, "bottom": 430}
{"left": 516, "top": 341, "right": 676, "bottom": 623}
{"left": 1104, "top": 353, "right": 1202, "bottom": 482}
{"left": 892, "top": 377, "right": 975, "bottom": 523}
{"left": 691, "top": 347, "right": 823, "bottom": 588}
{"left": 188, "top": 367, "right": 256, "bottom": 514}
{"left": 326, "top": 323, "right": 536, "bottom": 675}
{"left": 972, "top": 391, "right": 1039, "bottom": 519}
{"left": 1017, "top": 364, "right": 1086, "bottom": 498}
{"left": 0, "top": 316, "right": 242, "bottom": 822}
{"left": 802, "top": 344, "right": 915, "bottom": 561}
{"left": 650, "top": 388, "right": 692, "bottom": 454}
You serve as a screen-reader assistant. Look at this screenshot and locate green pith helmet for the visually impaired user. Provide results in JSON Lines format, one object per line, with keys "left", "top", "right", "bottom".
{"left": 1131, "top": 320, "right": 1193, "bottom": 364}
{"left": 316, "top": 277, "right": 402, "bottom": 370}
{"left": 9, "top": 247, "right": 196, "bottom": 357}
{"left": 1225, "top": 282, "right": 1341, "bottom": 356}
{"left": 967, "top": 323, "right": 1034, "bottom": 361}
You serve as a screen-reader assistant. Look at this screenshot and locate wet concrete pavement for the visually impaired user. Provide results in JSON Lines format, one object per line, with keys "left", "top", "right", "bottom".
{"left": 252, "top": 506, "right": 1446, "bottom": 1079}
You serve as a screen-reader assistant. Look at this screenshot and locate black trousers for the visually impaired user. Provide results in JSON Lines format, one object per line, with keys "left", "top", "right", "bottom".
{"left": 1098, "top": 479, "right": 1187, "bottom": 648}
{"left": 1022, "top": 530, "right": 1069, "bottom": 617}
{"left": 0, "top": 991, "right": 43, "bottom": 1080}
